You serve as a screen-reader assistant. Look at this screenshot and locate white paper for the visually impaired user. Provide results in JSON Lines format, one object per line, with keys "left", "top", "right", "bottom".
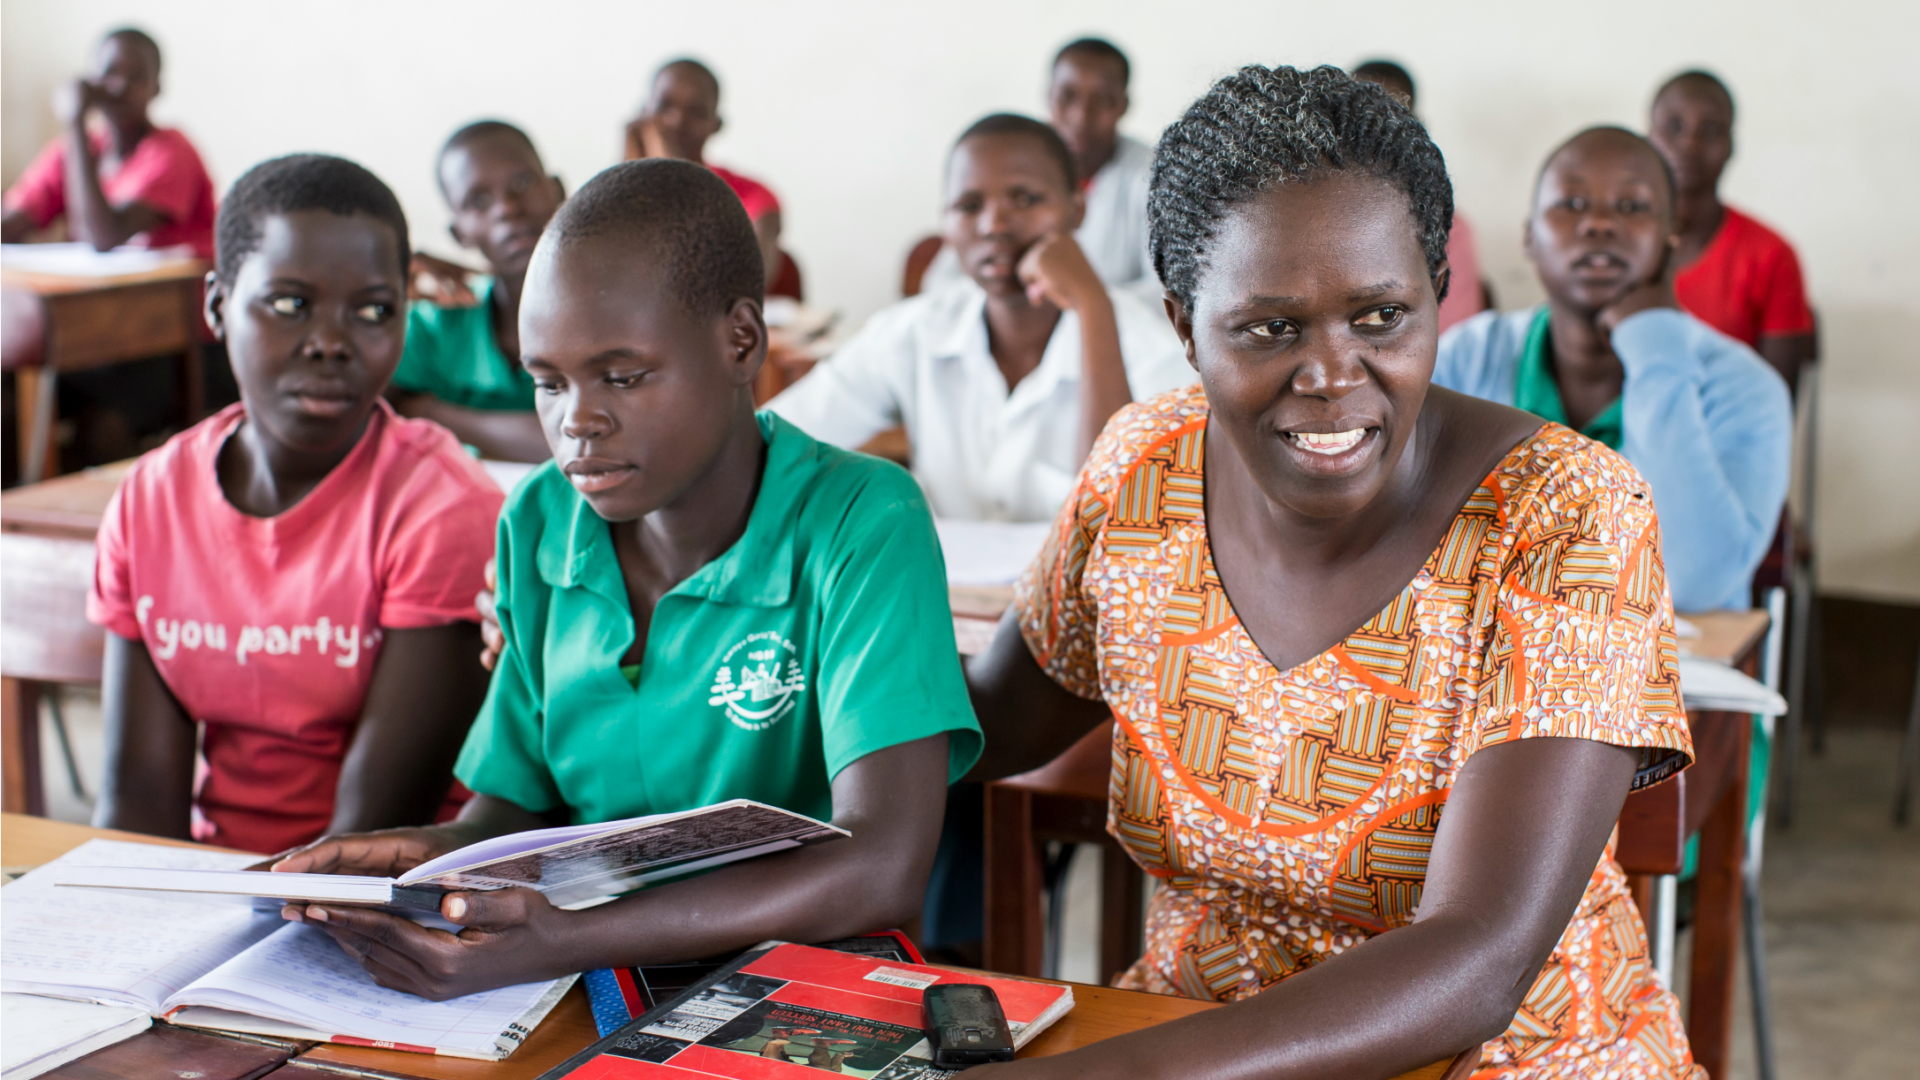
{"left": 0, "top": 242, "right": 194, "bottom": 277}
{"left": 165, "top": 923, "right": 572, "bottom": 1057}
{"left": 0, "top": 841, "right": 277, "bottom": 1012}
{"left": 1, "top": 994, "right": 150, "bottom": 1078}
{"left": 934, "top": 518, "right": 1051, "bottom": 587}
{"left": 1677, "top": 656, "right": 1788, "bottom": 716}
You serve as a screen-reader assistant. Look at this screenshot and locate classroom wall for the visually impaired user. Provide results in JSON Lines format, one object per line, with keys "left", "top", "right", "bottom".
{"left": 5, "top": 0, "right": 1917, "bottom": 601}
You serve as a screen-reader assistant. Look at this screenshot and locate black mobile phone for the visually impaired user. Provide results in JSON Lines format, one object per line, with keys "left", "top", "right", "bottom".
{"left": 922, "top": 983, "right": 1016, "bottom": 1068}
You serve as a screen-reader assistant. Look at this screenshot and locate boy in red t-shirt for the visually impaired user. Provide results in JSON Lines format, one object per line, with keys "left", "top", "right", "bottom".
{"left": 87, "top": 154, "right": 502, "bottom": 854}
{"left": 1, "top": 28, "right": 215, "bottom": 257}
{"left": 1650, "top": 70, "right": 1816, "bottom": 385}
{"left": 622, "top": 58, "right": 789, "bottom": 294}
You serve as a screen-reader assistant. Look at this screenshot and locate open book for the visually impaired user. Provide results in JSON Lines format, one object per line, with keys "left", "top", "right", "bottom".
{"left": 547, "top": 941, "right": 1075, "bottom": 1078}
{"left": 52, "top": 799, "right": 847, "bottom": 911}
{"left": 2, "top": 840, "right": 571, "bottom": 1060}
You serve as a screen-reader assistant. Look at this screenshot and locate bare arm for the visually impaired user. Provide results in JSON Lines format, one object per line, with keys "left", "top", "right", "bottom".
{"left": 963, "top": 610, "right": 1110, "bottom": 781}
{"left": 326, "top": 623, "right": 492, "bottom": 835}
{"left": 1, "top": 209, "right": 35, "bottom": 243}
{"left": 55, "top": 82, "right": 164, "bottom": 251}
{"left": 1757, "top": 331, "right": 1817, "bottom": 390}
{"left": 387, "top": 392, "right": 549, "bottom": 463}
{"left": 981, "top": 736, "right": 1638, "bottom": 1080}
{"left": 1018, "top": 234, "right": 1132, "bottom": 464}
{"left": 277, "top": 733, "right": 951, "bottom": 999}
{"left": 92, "top": 632, "right": 195, "bottom": 839}
{"left": 755, "top": 207, "right": 784, "bottom": 293}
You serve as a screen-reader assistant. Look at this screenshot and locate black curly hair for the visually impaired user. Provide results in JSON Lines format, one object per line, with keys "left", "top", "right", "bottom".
{"left": 545, "top": 158, "right": 762, "bottom": 317}
{"left": 214, "top": 154, "right": 409, "bottom": 285}
{"left": 1148, "top": 64, "right": 1454, "bottom": 312}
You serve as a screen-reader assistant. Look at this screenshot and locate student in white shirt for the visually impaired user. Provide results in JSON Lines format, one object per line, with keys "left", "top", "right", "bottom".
{"left": 767, "top": 114, "right": 1192, "bottom": 523}
{"left": 920, "top": 39, "right": 1155, "bottom": 298}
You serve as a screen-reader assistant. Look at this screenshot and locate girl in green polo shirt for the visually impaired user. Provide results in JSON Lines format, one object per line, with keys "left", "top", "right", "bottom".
{"left": 273, "top": 159, "right": 981, "bottom": 1000}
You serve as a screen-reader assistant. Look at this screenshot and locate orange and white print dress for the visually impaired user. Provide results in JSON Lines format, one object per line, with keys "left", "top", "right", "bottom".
{"left": 1015, "top": 385, "right": 1703, "bottom": 1079}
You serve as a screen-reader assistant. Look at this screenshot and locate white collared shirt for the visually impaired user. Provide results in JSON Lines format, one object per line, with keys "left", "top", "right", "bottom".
{"left": 922, "top": 134, "right": 1158, "bottom": 297}
{"left": 766, "top": 278, "right": 1194, "bottom": 522}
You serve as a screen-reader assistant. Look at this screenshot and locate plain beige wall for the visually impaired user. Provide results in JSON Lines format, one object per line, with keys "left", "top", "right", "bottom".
{"left": 5, "top": 0, "right": 1916, "bottom": 600}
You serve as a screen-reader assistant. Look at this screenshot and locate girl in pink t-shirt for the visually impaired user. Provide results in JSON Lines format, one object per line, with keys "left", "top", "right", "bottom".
{"left": 88, "top": 154, "right": 502, "bottom": 854}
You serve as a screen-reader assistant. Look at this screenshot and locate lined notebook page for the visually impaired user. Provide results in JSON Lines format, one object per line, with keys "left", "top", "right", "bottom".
{"left": 1, "top": 840, "right": 276, "bottom": 1011}
{"left": 167, "top": 922, "right": 572, "bottom": 1057}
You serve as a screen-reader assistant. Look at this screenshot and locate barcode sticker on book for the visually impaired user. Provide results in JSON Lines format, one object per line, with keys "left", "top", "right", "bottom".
{"left": 864, "top": 966, "right": 941, "bottom": 990}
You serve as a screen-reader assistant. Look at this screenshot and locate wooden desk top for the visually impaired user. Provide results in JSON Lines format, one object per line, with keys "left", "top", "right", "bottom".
{"left": 1, "top": 258, "right": 208, "bottom": 296}
{"left": 1676, "top": 609, "right": 1771, "bottom": 669}
{"left": 0, "top": 460, "right": 132, "bottom": 538}
{"left": 3, "top": 814, "right": 1458, "bottom": 1080}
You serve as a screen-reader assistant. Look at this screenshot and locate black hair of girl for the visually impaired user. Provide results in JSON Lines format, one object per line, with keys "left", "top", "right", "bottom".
{"left": 1147, "top": 64, "right": 1454, "bottom": 311}
{"left": 215, "top": 154, "right": 410, "bottom": 285}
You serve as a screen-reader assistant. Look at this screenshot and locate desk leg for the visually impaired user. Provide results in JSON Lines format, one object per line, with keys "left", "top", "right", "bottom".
{"left": 984, "top": 784, "right": 1045, "bottom": 977}
{"left": 15, "top": 367, "right": 58, "bottom": 484}
{"left": 1688, "top": 717, "right": 1751, "bottom": 1079}
{"left": 2, "top": 676, "right": 47, "bottom": 816}
{"left": 1099, "top": 839, "right": 1143, "bottom": 985}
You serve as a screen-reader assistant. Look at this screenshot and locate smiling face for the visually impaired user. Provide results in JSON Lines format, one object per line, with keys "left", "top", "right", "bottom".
{"left": 943, "top": 132, "right": 1082, "bottom": 298}
{"left": 91, "top": 33, "right": 159, "bottom": 128}
{"left": 440, "top": 133, "right": 563, "bottom": 283}
{"left": 1649, "top": 79, "right": 1733, "bottom": 198}
{"left": 1048, "top": 51, "right": 1127, "bottom": 180}
{"left": 1525, "top": 130, "right": 1676, "bottom": 315}
{"left": 518, "top": 234, "right": 762, "bottom": 522}
{"left": 1176, "top": 171, "right": 1443, "bottom": 519}
{"left": 208, "top": 209, "right": 405, "bottom": 455}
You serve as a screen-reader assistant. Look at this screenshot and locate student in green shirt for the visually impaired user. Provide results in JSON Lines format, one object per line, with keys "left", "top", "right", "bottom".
{"left": 390, "top": 121, "right": 562, "bottom": 463}
{"left": 273, "top": 159, "right": 982, "bottom": 999}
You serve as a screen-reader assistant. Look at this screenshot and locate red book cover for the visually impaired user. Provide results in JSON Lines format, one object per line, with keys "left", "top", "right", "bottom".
{"left": 544, "top": 942, "right": 1073, "bottom": 1079}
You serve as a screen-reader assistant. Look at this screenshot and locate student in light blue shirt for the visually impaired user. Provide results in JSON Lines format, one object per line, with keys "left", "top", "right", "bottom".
{"left": 1434, "top": 126, "right": 1789, "bottom": 612}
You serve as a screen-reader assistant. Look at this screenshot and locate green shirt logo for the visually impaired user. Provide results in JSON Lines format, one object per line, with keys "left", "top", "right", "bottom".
{"left": 707, "top": 630, "right": 808, "bottom": 731}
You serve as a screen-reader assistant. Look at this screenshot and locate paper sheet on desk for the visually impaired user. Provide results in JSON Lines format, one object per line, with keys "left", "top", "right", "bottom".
{"left": 936, "top": 518, "right": 1051, "bottom": 587}
{"left": 1677, "top": 657, "right": 1787, "bottom": 716}
{"left": 0, "top": 841, "right": 274, "bottom": 1011}
{"left": 1, "top": 242, "right": 195, "bottom": 277}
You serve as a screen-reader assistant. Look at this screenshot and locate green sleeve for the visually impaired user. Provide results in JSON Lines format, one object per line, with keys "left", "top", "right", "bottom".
{"left": 390, "top": 302, "right": 443, "bottom": 398}
{"left": 453, "top": 504, "right": 565, "bottom": 813}
{"left": 813, "top": 467, "right": 982, "bottom": 784}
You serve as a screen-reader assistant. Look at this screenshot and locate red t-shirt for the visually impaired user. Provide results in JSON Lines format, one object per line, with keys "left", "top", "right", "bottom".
{"left": 88, "top": 401, "right": 503, "bottom": 853}
{"left": 709, "top": 163, "right": 780, "bottom": 223}
{"left": 1673, "top": 205, "right": 1814, "bottom": 347}
{"left": 3, "top": 127, "right": 217, "bottom": 259}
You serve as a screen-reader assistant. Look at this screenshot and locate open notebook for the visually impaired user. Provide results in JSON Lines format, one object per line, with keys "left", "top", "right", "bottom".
{"left": 1, "top": 841, "right": 571, "bottom": 1060}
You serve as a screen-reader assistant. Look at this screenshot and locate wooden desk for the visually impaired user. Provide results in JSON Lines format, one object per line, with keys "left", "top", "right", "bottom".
{"left": 2, "top": 814, "right": 1462, "bottom": 1080}
{"left": 2, "top": 259, "right": 208, "bottom": 482}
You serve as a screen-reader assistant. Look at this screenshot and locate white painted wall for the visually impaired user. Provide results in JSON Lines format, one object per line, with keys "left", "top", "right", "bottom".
{"left": 5, "top": 0, "right": 1916, "bottom": 599}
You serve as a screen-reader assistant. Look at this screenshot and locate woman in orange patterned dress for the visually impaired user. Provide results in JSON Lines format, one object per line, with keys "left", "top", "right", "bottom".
{"left": 966, "top": 66, "right": 1703, "bottom": 1079}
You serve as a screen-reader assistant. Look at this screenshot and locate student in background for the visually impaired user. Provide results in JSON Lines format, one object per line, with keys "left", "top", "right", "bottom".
{"left": 1649, "top": 70, "right": 1816, "bottom": 385}
{"left": 87, "top": 155, "right": 501, "bottom": 854}
{"left": 1, "top": 27, "right": 215, "bottom": 257}
{"left": 1352, "top": 59, "right": 1487, "bottom": 333}
{"left": 389, "top": 122, "right": 562, "bottom": 463}
{"left": 624, "top": 59, "right": 790, "bottom": 295}
{"left": 1434, "top": 126, "right": 1789, "bottom": 612}
{"left": 271, "top": 160, "right": 981, "bottom": 997}
{"left": 769, "top": 114, "right": 1191, "bottom": 523}
{"left": 923, "top": 38, "right": 1154, "bottom": 297}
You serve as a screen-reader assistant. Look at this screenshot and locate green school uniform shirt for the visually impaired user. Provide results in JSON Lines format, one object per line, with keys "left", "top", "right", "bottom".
{"left": 455, "top": 411, "right": 983, "bottom": 826}
{"left": 1512, "top": 307, "right": 1625, "bottom": 450}
{"left": 392, "top": 277, "right": 538, "bottom": 412}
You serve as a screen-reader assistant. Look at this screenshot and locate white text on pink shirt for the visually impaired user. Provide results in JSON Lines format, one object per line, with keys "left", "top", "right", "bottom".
{"left": 136, "top": 596, "right": 375, "bottom": 668}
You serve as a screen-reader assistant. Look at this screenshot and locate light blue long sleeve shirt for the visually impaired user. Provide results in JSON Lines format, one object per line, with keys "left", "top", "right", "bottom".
{"left": 1434, "top": 306, "right": 1791, "bottom": 611}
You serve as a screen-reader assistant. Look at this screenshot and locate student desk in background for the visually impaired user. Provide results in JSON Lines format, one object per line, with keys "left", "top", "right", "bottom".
{"left": 1, "top": 257, "right": 210, "bottom": 484}
{"left": 0, "top": 814, "right": 1468, "bottom": 1080}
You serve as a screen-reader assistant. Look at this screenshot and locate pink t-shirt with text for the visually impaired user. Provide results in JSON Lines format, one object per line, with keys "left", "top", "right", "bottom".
{"left": 88, "top": 400, "right": 503, "bottom": 853}
{"left": 3, "top": 127, "right": 217, "bottom": 258}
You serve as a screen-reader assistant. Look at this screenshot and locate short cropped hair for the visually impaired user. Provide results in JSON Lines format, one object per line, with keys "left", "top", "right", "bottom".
{"left": 1656, "top": 69, "right": 1736, "bottom": 123}
{"left": 1055, "top": 38, "right": 1129, "bottom": 89}
{"left": 215, "top": 154, "right": 410, "bottom": 285}
{"left": 544, "top": 158, "right": 762, "bottom": 317}
{"left": 437, "top": 120, "right": 543, "bottom": 194}
{"left": 1535, "top": 125, "right": 1679, "bottom": 222}
{"left": 1149, "top": 64, "right": 1453, "bottom": 310}
{"left": 102, "top": 27, "right": 161, "bottom": 73}
{"left": 1352, "top": 60, "right": 1415, "bottom": 109}
{"left": 655, "top": 57, "right": 720, "bottom": 104}
{"left": 954, "top": 113, "right": 1078, "bottom": 192}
